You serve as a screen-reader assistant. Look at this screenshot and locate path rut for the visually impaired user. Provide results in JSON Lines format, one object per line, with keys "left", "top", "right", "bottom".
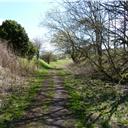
{"left": 13, "top": 70, "right": 76, "bottom": 128}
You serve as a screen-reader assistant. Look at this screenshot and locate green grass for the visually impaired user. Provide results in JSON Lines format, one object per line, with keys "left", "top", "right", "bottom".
{"left": 20, "top": 58, "right": 53, "bottom": 70}
{"left": 0, "top": 69, "right": 48, "bottom": 128}
{"left": 20, "top": 58, "right": 72, "bottom": 70}
{"left": 62, "top": 74, "right": 128, "bottom": 128}
{"left": 50, "top": 58, "right": 72, "bottom": 69}
{"left": 0, "top": 57, "right": 72, "bottom": 127}
{"left": 38, "top": 59, "right": 53, "bottom": 69}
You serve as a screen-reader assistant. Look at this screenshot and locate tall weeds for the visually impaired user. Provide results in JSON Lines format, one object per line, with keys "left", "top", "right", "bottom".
{"left": 0, "top": 40, "right": 37, "bottom": 108}
{"left": 0, "top": 40, "right": 37, "bottom": 76}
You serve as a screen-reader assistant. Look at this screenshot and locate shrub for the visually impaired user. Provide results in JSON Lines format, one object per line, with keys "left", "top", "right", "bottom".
{"left": 0, "top": 20, "right": 29, "bottom": 57}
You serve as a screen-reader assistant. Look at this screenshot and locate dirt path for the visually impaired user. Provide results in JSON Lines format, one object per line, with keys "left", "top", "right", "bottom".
{"left": 12, "top": 70, "right": 76, "bottom": 128}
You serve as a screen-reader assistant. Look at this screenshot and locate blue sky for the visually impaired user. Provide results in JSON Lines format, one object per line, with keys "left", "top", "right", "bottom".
{"left": 0, "top": 0, "right": 60, "bottom": 50}
{"left": 0, "top": 0, "right": 58, "bottom": 39}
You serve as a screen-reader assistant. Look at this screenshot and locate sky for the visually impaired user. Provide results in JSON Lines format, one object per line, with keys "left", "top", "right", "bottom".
{"left": 0, "top": 0, "right": 59, "bottom": 50}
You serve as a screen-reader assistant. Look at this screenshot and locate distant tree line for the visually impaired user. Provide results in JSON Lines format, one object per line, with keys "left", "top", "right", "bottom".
{"left": 44, "top": 0, "right": 128, "bottom": 82}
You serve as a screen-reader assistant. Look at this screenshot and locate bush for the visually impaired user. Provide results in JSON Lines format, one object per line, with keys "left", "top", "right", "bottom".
{"left": 0, "top": 20, "right": 29, "bottom": 57}
{"left": 27, "top": 42, "right": 38, "bottom": 60}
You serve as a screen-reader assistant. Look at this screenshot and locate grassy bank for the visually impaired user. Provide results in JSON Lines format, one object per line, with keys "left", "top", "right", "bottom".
{"left": 50, "top": 58, "right": 72, "bottom": 69}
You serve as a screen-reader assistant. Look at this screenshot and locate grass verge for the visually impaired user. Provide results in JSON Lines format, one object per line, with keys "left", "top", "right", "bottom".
{"left": 50, "top": 59, "right": 72, "bottom": 69}
{"left": 0, "top": 69, "right": 48, "bottom": 128}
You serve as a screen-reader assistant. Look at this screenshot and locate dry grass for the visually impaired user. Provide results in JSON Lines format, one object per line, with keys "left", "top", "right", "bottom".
{"left": 0, "top": 40, "right": 37, "bottom": 76}
{"left": 67, "top": 61, "right": 96, "bottom": 77}
{"left": 0, "top": 40, "right": 37, "bottom": 108}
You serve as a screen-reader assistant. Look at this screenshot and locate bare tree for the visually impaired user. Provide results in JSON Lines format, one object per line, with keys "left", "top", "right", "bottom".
{"left": 33, "top": 38, "right": 42, "bottom": 60}
{"left": 43, "top": 0, "right": 128, "bottom": 82}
